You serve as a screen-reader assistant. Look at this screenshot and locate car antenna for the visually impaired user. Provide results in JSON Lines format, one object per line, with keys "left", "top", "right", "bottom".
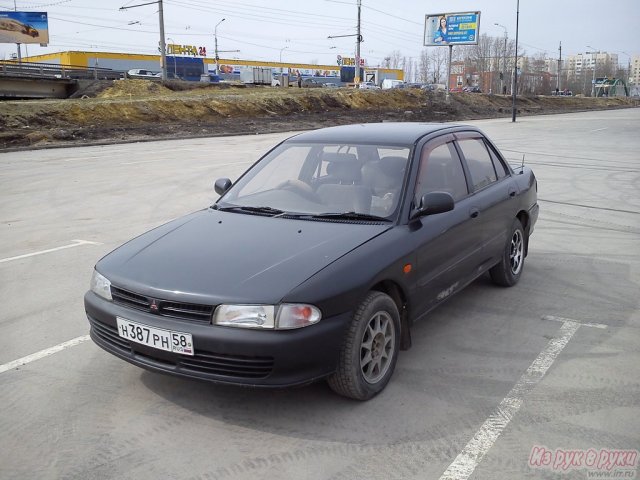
{"left": 520, "top": 154, "right": 525, "bottom": 174}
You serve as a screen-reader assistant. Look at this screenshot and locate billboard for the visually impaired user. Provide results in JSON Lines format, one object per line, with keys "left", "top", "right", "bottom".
{"left": 0, "top": 12, "right": 49, "bottom": 44}
{"left": 424, "top": 12, "right": 480, "bottom": 46}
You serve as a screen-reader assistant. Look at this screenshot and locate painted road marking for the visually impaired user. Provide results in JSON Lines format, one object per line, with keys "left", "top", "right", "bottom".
{"left": 0, "top": 335, "right": 91, "bottom": 375}
{"left": 0, "top": 240, "right": 102, "bottom": 264}
{"left": 439, "top": 316, "right": 604, "bottom": 480}
{"left": 589, "top": 127, "right": 608, "bottom": 133}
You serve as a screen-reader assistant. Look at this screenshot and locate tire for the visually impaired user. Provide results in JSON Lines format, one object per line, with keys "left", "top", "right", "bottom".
{"left": 490, "top": 218, "right": 525, "bottom": 287}
{"left": 327, "top": 291, "right": 400, "bottom": 400}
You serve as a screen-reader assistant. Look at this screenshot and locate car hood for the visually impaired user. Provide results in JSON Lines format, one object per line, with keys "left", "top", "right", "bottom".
{"left": 97, "top": 208, "right": 391, "bottom": 304}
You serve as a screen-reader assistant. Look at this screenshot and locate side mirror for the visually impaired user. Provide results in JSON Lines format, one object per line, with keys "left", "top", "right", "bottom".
{"left": 411, "top": 191, "right": 454, "bottom": 219}
{"left": 214, "top": 178, "right": 232, "bottom": 196}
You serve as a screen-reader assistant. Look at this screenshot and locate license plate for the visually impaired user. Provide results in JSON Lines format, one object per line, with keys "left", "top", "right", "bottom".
{"left": 116, "top": 317, "right": 194, "bottom": 356}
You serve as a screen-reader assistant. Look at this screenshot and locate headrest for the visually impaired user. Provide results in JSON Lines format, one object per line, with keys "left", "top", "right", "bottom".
{"left": 378, "top": 156, "right": 407, "bottom": 177}
{"left": 323, "top": 152, "right": 358, "bottom": 163}
{"left": 327, "top": 161, "right": 362, "bottom": 183}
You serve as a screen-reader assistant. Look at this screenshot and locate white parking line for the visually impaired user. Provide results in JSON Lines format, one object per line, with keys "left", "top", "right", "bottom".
{"left": 0, "top": 239, "right": 102, "bottom": 264}
{"left": 589, "top": 127, "right": 608, "bottom": 133}
{"left": 0, "top": 335, "right": 91, "bottom": 375}
{"left": 438, "top": 316, "right": 605, "bottom": 480}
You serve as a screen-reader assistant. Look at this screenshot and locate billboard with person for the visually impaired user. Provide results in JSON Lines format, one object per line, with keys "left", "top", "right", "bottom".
{"left": 424, "top": 12, "right": 480, "bottom": 46}
{"left": 0, "top": 12, "right": 49, "bottom": 44}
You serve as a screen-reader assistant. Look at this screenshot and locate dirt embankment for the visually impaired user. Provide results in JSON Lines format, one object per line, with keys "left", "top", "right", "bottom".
{"left": 0, "top": 79, "right": 637, "bottom": 150}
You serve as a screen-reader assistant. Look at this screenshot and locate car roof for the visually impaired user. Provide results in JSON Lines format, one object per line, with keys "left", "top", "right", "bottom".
{"left": 286, "top": 122, "right": 469, "bottom": 145}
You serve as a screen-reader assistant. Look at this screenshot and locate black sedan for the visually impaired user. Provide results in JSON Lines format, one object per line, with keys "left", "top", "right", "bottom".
{"left": 85, "top": 123, "right": 538, "bottom": 400}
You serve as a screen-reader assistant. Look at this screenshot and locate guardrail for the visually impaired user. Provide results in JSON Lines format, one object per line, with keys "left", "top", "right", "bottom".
{"left": 0, "top": 61, "right": 123, "bottom": 80}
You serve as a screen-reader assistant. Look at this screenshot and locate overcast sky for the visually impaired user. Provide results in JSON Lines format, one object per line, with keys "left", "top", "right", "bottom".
{"left": 1, "top": 0, "right": 638, "bottom": 66}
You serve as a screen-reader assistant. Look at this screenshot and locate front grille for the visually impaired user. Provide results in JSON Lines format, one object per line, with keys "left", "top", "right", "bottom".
{"left": 88, "top": 317, "right": 274, "bottom": 379}
{"left": 181, "top": 351, "right": 274, "bottom": 378}
{"left": 111, "top": 286, "right": 214, "bottom": 323}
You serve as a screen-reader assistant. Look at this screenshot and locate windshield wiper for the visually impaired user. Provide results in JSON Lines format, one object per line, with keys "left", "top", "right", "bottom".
{"left": 307, "top": 212, "right": 391, "bottom": 222}
{"left": 214, "top": 205, "right": 285, "bottom": 216}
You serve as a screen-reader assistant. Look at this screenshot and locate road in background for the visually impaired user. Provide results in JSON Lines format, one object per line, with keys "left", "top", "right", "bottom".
{"left": 1, "top": 109, "right": 639, "bottom": 480}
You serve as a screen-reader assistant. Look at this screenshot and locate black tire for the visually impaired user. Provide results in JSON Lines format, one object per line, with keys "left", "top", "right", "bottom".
{"left": 490, "top": 218, "right": 525, "bottom": 287}
{"left": 327, "top": 291, "right": 400, "bottom": 400}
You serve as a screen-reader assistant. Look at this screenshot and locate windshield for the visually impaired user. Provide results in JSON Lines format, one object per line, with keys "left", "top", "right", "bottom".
{"left": 218, "top": 142, "right": 411, "bottom": 219}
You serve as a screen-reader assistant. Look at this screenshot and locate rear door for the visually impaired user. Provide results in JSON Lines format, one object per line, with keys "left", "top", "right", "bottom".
{"left": 454, "top": 133, "right": 518, "bottom": 266}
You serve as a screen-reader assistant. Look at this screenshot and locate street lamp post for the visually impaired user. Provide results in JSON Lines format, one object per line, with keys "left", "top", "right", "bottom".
{"left": 586, "top": 46, "right": 598, "bottom": 97}
{"left": 512, "top": 0, "right": 520, "bottom": 122}
{"left": 167, "top": 37, "right": 177, "bottom": 78}
{"left": 214, "top": 18, "right": 225, "bottom": 76}
{"left": 494, "top": 23, "right": 507, "bottom": 95}
{"left": 621, "top": 51, "right": 632, "bottom": 95}
{"left": 279, "top": 46, "right": 289, "bottom": 75}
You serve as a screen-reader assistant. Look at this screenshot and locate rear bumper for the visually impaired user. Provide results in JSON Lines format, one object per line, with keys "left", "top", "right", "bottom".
{"left": 85, "top": 292, "right": 349, "bottom": 388}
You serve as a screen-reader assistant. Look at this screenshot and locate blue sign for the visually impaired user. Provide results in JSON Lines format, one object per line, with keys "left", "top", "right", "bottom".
{"left": 0, "top": 11, "right": 49, "bottom": 44}
{"left": 424, "top": 12, "right": 480, "bottom": 46}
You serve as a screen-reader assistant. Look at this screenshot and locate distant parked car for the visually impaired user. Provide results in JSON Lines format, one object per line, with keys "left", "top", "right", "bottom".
{"left": 302, "top": 78, "right": 323, "bottom": 88}
{"left": 323, "top": 82, "right": 340, "bottom": 88}
{"left": 463, "top": 86, "right": 482, "bottom": 93}
{"left": 359, "top": 81, "right": 380, "bottom": 90}
{"left": 127, "top": 69, "right": 158, "bottom": 79}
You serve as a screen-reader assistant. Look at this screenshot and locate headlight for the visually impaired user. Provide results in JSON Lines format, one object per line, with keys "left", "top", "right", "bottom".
{"left": 90, "top": 269, "right": 112, "bottom": 301}
{"left": 213, "top": 304, "right": 321, "bottom": 329}
{"left": 213, "top": 305, "right": 275, "bottom": 329}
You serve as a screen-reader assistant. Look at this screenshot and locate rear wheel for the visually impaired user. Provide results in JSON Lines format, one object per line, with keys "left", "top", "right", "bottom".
{"left": 490, "top": 218, "right": 525, "bottom": 287}
{"left": 327, "top": 291, "right": 400, "bottom": 400}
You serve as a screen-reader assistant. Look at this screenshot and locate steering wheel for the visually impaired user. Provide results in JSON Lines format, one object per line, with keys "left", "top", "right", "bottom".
{"left": 277, "top": 179, "right": 321, "bottom": 202}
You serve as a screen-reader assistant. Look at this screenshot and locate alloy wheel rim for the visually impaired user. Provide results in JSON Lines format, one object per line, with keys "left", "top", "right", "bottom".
{"left": 510, "top": 229, "right": 524, "bottom": 275}
{"left": 360, "top": 311, "right": 395, "bottom": 384}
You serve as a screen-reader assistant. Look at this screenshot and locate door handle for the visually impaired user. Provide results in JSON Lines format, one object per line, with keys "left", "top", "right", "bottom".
{"left": 508, "top": 188, "right": 517, "bottom": 198}
{"left": 469, "top": 208, "right": 480, "bottom": 218}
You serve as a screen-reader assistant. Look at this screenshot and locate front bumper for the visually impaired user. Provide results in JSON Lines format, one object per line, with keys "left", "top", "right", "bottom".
{"left": 84, "top": 292, "right": 350, "bottom": 387}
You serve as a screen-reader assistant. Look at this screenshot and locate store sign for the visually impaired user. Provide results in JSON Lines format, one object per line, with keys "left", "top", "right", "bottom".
{"left": 337, "top": 55, "right": 365, "bottom": 67}
{"left": 167, "top": 44, "right": 207, "bottom": 57}
{"left": 0, "top": 11, "right": 49, "bottom": 44}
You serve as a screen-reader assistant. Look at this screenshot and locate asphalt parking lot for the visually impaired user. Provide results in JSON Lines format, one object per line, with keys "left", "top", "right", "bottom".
{"left": 1, "top": 109, "right": 639, "bottom": 480}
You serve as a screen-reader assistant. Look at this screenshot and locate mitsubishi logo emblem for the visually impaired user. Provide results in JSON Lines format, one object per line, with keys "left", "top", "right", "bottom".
{"left": 150, "top": 299, "right": 159, "bottom": 313}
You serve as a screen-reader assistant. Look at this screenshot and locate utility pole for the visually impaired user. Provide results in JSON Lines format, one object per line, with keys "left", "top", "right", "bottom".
{"left": 214, "top": 18, "right": 225, "bottom": 76}
{"left": 587, "top": 46, "right": 598, "bottom": 97}
{"left": 327, "top": 1, "right": 363, "bottom": 87}
{"left": 120, "top": 0, "right": 167, "bottom": 81}
{"left": 494, "top": 23, "right": 507, "bottom": 95}
{"left": 14, "top": 0, "right": 21, "bottom": 65}
{"left": 512, "top": 0, "right": 520, "bottom": 122}
{"left": 355, "top": 0, "right": 362, "bottom": 85}
{"left": 158, "top": 0, "right": 167, "bottom": 81}
{"left": 557, "top": 41, "right": 562, "bottom": 92}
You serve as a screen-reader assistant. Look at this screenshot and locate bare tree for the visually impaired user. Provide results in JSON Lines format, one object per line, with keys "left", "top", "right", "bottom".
{"left": 418, "top": 49, "right": 430, "bottom": 83}
{"left": 383, "top": 50, "right": 402, "bottom": 68}
{"left": 429, "top": 47, "right": 447, "bottom": 84}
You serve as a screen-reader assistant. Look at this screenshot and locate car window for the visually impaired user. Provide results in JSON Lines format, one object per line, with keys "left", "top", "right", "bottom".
{"left": 415, "top": 141, "right": 468, "bottom": 202}
{"left": 486, "top": 142, "right": 509, "bottom": 179}
{"left": 237, "top": 145, "right": 312, "bottom": 196}
{"left": 457, "top": 138, "right": 498, "bottom": 190}
{"left": 223, "top": 143, "right": 410, "bottom": 218}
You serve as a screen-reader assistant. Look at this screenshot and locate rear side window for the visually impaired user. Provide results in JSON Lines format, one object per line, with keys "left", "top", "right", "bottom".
{"left": 486, "top": 143, "right": 509, "bottom": 179}
{"left": 457, "top": 138, "right": 497, "bottom": 190}
{"left": 416, "top": 142, "right": 468, "bottom": 202}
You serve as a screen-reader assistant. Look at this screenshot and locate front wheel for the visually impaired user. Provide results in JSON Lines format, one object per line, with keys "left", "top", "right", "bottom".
{"left": 490, "top": 218, "right": 525, "bottom": 287}
{"left": 327, "top": 291, "right": 400, "bottom": 400}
